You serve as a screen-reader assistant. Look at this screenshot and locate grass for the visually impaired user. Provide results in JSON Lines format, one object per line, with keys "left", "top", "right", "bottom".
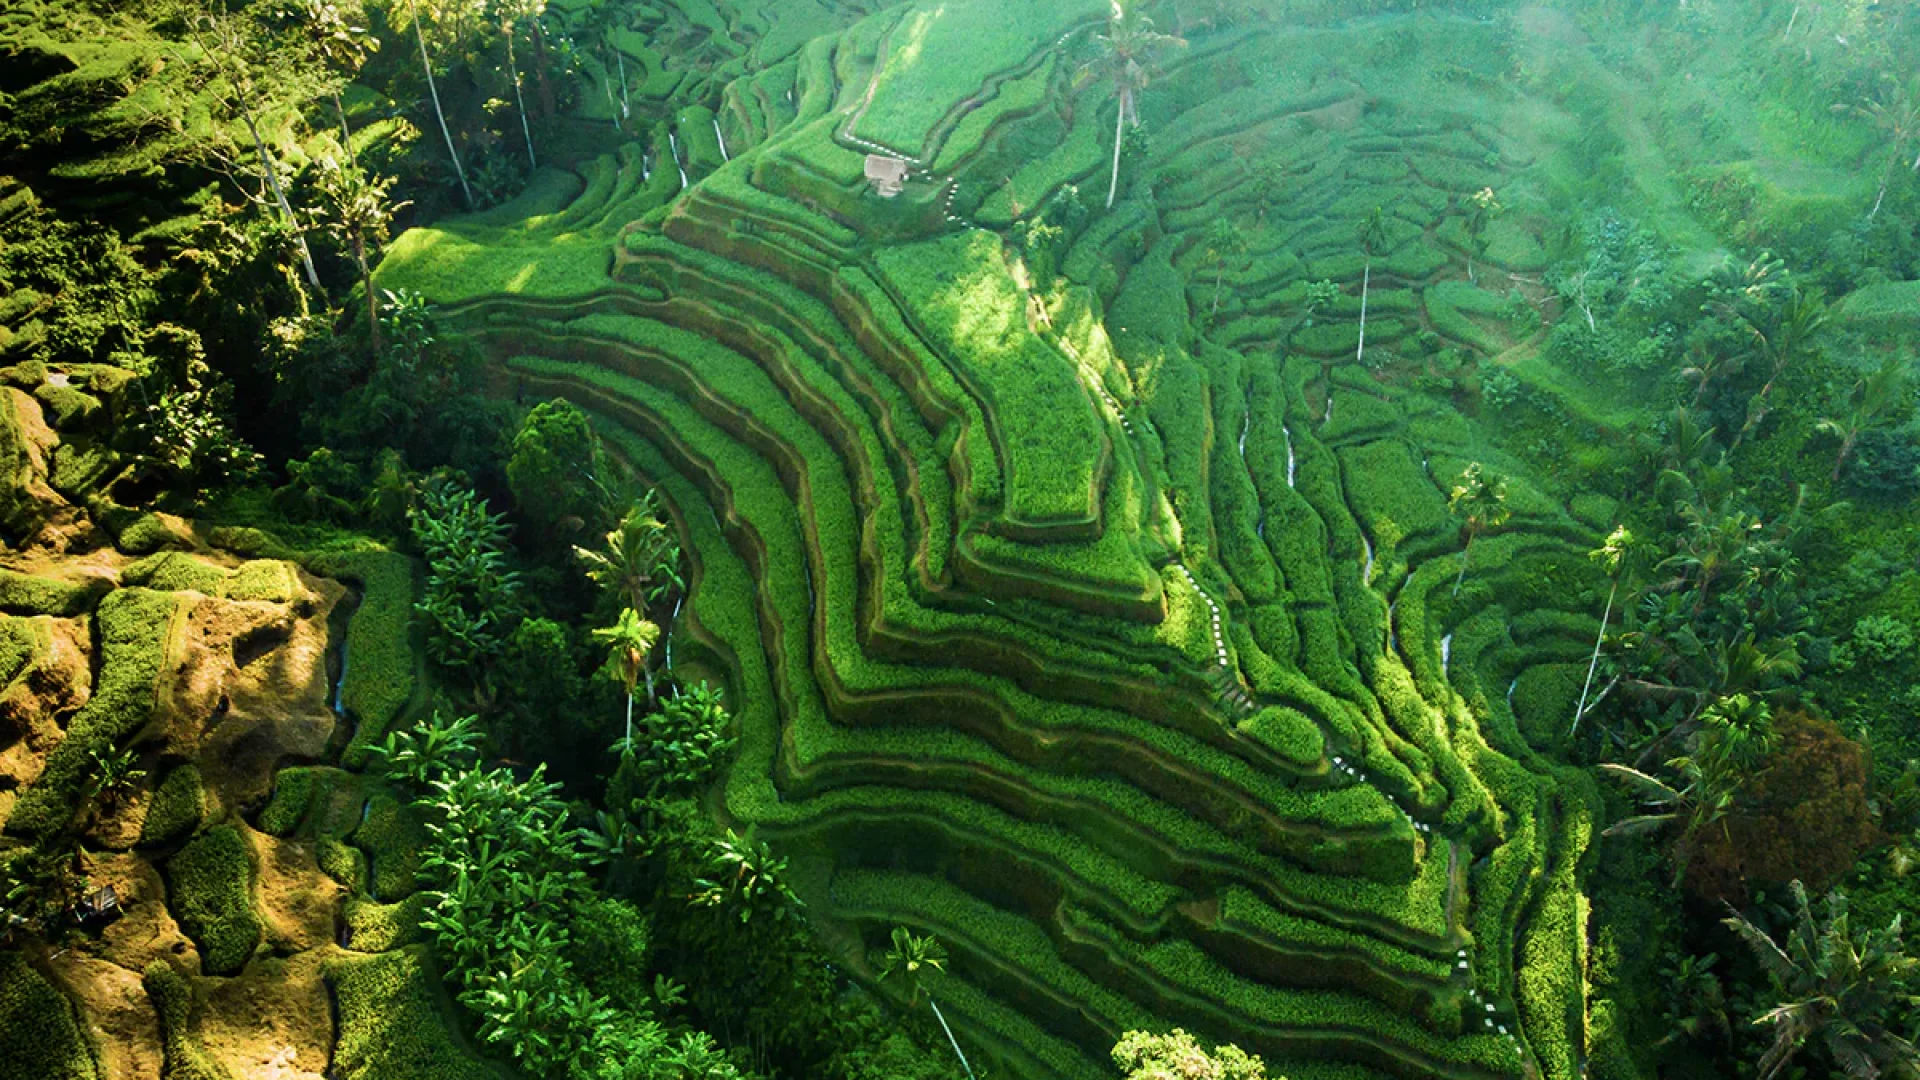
{"left": 874, "top": 231, "right": 1105, "bottom": 530}
{"left": 856, "top": 0, "right": 1103, "bottom": 154}
{"left": 933, "top": 54, "right": 1056, "bottom": 173}
{"left": 303, "top": 550, "right": 418, "bottom": 769}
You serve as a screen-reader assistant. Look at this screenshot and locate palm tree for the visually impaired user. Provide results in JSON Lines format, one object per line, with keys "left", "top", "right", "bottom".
{"left": 1731, "top": 285, "right": 1829, "bottom": 451}
{"left": 1571, "top": 525, "right": 1640, "bottom": 737}
{"left": 878, "top": 927, "right": 976, "bottom": 1080}
{"left": 592, "top": 607, "right": 659, "bottom": 750}
{"left": 495, "top": 0, "right": 546, "bottom": 171}
{"left": 1204, "top": 218, "right": 1247, "bottom": 316}
{"left": 1464, "top": 187, "right": 1499, "bottom": 284}
{"left": 1601, "top": 694, "right": 1776, "bottom": 881}
{"left": 574, "top": 494, "right": 683, "bottom": 613}
{"left": 1818, "top": 356, "right": 1911, "bottom": 483}
{"left": 1448, "top": 462, "right": 1509, "bottom": 596}
{"left": 1833, "top": 76, "right": 1920, "bottom": 220}
{"left": 400, "top": 0, "right": 475, "bottom": 207}
{"left": 1356, "top": 206, "right": 1389, "bottom": 367}
{"left": 1081, "top": 2, "right": 1184, "bottom": 210}
{"left": 297, "top": 0, "right": 378, "bottom": 153}
{"left": 1723, "top": 882, "right": 1920, "bottom": 1080}
{"left": 313, "top": 156, "right": 410, "bottom": 352}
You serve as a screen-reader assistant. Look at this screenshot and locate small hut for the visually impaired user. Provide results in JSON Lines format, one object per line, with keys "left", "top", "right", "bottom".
{"left": 864, "top": 154, "right": 909, "bottom": 198}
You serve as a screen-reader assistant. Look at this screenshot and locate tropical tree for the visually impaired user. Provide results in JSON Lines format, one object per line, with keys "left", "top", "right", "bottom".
{"left": 1082, "top": 1, "right": 1184, "bottom": 210}
{"left": 1355, "top": 206, "right": 1389, "bottom": 367}
{"left": 878, "top": 927, "right": 976, "bottom": 1080}
{"left": 312, "top": 156, "right": 409, "bottom": 351}
{"left": 494, "top": 0, "right": 545, "bottom": 171}
{"left": 184, "top": 10, "right": 325, "bottom": 294}
{"left": 575, "top": 493, "right": 684, "bottom": 613}
{"left": 690, "top": 827, "right": 802, "bottom": 924}
{"left": 1722, "top": 882, "right": 1920, "bottom": 1080}
{"left": 1571, "top": 524, "right": 1640, "bottom": 736}
{"left": 1818, "top": 356, "right": 1912, "bottom": 483}
{"left": 1448, "top": 462, "right": 1509, "bottom": 596}
{"left": 1601, "top": 693, "right": 1777, "bottom": 881}
{"left": 1113, "top": 1028, "right": 1268, "bottom": 1079}
{"left": 396, "top": 0, "right": 475, "bottom": 206}
{"left": 1465, "top": 187, "right": 1499, "bottom": 283}
{"left": 1834, "top": 76, "right": 1920, "bottom": 220}
{"left": 1730, "top": 284, "right": 1829, "bottom": 451}
{"left": 1204, "top": 217, "right": 1248, "bottom": 317}
{"left": 594, "top": 608, "right": 660, "bottom": 748}
{"left": 295, "top": 0, "right": 378, "bottom": 151}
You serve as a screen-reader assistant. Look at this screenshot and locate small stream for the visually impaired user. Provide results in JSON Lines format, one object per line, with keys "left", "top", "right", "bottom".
{"left": 1385, "top": 600, "right": 1398, "bottom": 653}
{"left": 1323, "top": 391, "right": 1334, "bottom": 428}
{"left": 642, "top": 152, "right": 651, "bottom": 182}
{"left": 1440, "top": 633, "right": 1453, "bottom": 675}
{"left": 1507, "top": 677, "right": 1518, "bottom": 710}
{"left": 331, "top": 639, "right": 349, "bottom": 716}
{"left": 714, "top": 119, "right": 731, "bottom": 162}
{"left": 1361, "top": 533, "right": 1375, "bottom": 586}
{"left": 1283, "top": 424, "right": 1297, "bottom": 488}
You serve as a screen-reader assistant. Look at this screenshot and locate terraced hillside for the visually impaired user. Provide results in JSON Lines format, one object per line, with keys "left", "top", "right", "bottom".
{"left": 379, "top": 4, "right": 1633, "bottom": 1078}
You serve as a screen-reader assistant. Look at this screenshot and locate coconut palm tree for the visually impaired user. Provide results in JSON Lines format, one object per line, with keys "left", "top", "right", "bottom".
{"left": 1204, "top": 218, "right": 1247, "bottom": 316}
{"left": 1448, "top": 462, "right": 1509, "bottom": 596}
{"left": 877, "top": 927, "right": 976, "bottom": 1080}
{"left": 1571, "top": 525, "right": 1640, "bottom": 737}
{"left": 1356, "top": 206, "right": 1389, "bottom": 367}
{"left": 1081, "top": 2, "right": 1184, "bottom": 210}
{"left": 1464, "top": 187, "right": 1499, "bottom": 284}
{"left": 592, "top": 607, "right": 659, "bottom": 750}
{"left": 313, "top": 156, "right": 410, "bottom": 352}
{"left": 1834, "top": 76, "right": 1920, "bottom": 221}
{"left": 574, "top": 494, "right": 683, "bottom": 613}
{"left": 1723, "top": 882, "right": 1920, "bottom": 1080}
{"left": 494, "top": 0, "right": 545, "bottom": 171}
{"left": 398, "top": 0, "right": 475, "bottom": 207}
{"left": 1818, "top": 355, "right": 1911, "bottom": 483}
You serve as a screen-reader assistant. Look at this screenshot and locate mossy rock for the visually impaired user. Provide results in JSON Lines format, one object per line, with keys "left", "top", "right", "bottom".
{"left": 342, "top": 893, "right": 431, "bottom": 952}
{"left": 141, "top": 961, "right": 229, "bottom": 1080}
{"left": 31, "top": 384, "right": 101, "bottom": 429}
{"left": 352, "top": 792, "right": 428, "bottom": 902}
{"left": 318, "top": 837, "right": 369, "bottom": 894}
{"left": 164, "top": 825, "right": 262, "bottom": 976}
{"left": 0, "top": 952, "right": 96, "bottom": 1080}
{"left": 121, "top": 552, "right": 229, "bottom": 595}
{"left": 113, "top": 513, "right": 195, "bottom": 556}
{"left": 255, "top": 767, "right": 318, "bottom": 837}
{"left": 221, "top": 561, "right": 300, "bottom": 604}
{"left": 0, "top": 569, "right": 108, "bottom": 616}
{"left": 140, "top": 763, "right": 205, "bottom": 846}
{"left": 325, "top": 947, "right": 503, "bottom": 1080}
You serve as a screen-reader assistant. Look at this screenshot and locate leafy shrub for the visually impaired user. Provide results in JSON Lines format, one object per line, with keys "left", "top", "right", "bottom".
{"left": 165, "top": 825, "right": 261, "bottom": 976}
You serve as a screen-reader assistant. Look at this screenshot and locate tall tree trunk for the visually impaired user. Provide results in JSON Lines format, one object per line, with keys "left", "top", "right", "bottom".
{"left": 927, "top": 999, "right": 977, "bottom": 1080}
{"left": 354, "top": 232, "right": 381, "bottom": 353}
{"left": 530, "top": 21, "right": 556, "bottom": 119}
{"left": 508, "top": 31, "right": 536, "bottom": 171}
{"left": 1833, "top": 431, "right": 1856, "bottom": 482}
{"left": 1452, "top": 532, "right": 1473, "bottom": 596}
{"left": 410, "top": 0, "right": 474, "bottom": 207}
{"left": 1106, "top": 96, "right": 1125, "bottom": 210}
{"left": 1570, "top": 579, "right": 1617, "bottom": 736}
{"left": 1355, "top": 256, "right": 1371, "bottom": 366}
{"left": 334, "top": 91, "right": 353, "bottom": 157}
{"left": 238, "top": 105, "right": 321, "bottom": 293}
{"left": 616, "top": 48, "right": 632, "bottom": 119}
{"left": 623, "top": 691, "right": 634, "bottom": 750}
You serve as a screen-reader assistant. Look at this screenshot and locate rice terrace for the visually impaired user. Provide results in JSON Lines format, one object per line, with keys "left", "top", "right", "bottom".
{"left": 0, "top": 1, "right": 1915, "bottom": 1079}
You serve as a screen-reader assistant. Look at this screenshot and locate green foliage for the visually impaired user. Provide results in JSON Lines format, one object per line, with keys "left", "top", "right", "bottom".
{"left": 508, "top": 398, "right": 609, "bottom": 538}
{"left": 353, "top": 791, "right": 429, "bottom": 903}
{"left": 121, "top": 553, "right": 229, "bottom": 595}
{"left": 0, "top": 569, "right": 106, "bottom": 616}
{"left": 618, "top": 682, "right": 736, "bottom": 798}
{"left": 410, "top": 479, "right": 524, "bottom": 674}
{"left": 140, "top": 763, "right": 206, "bottom": 847}
{"left": 1112, "top": 1028, "right": 1267, "bottom": 1080}
{"left": 325, "top": 947, "right": 502, "bottom": 1080}
{"left": 305, "top": 550, "right": 418, "bottom": 768}
{"left": 0, "top": 952, "right": 95, "bottom": 1080}
{"left": 165, "top": 825, "right": 262, "bottom": 976}
{"left": 371, "top": 712, "right": 483, "bottom": 792}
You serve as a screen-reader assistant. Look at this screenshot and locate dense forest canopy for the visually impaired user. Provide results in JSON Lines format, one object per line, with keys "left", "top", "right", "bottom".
{"left": 0, "top": 0, "right": 1916, "bottom": 1078}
